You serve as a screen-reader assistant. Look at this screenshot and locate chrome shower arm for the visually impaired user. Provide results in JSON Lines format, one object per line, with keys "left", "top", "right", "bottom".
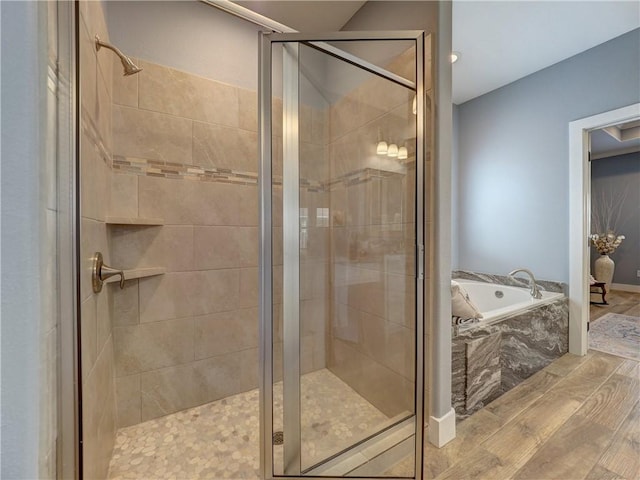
{"left": 95, "top": 35, "right": 142, "bottom": 76}
{"left": 95, "top": 35, "right": 125, "bottom": 58}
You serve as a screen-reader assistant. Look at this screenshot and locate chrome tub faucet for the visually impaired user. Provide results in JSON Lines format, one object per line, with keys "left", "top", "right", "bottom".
{"left": 508, "top": 268, "right": 543, "bottom": 299}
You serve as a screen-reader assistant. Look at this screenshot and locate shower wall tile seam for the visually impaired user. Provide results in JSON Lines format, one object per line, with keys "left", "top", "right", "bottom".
{"left": 81, "top": 213, "right": 107, "bottom": 224}
{"left": 348, "top": 341, "right": 416, "bottom": 382}
{"left": 96, "top": 60, "right": 112, "bottom": 105}
{"left": 81, "top": 111, "right": 111, "bottom": 166}
{"left": 327, "top": 105, "right": 413, "bottom": 145}
{"left": 159, "top": 223, "right": 259, "bottom": 228}
{"left": 130, "top": 99, "right": 239, "bottom": 123}
{"left": 123, "top": 305, "right": 259, "bottom": 327}
{"left": 81, "top": 331, "right": 108, "bottom": 383}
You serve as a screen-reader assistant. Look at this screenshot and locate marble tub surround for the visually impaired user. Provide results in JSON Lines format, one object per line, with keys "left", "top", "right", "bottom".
{"left": 451, "top": 297, "right": 569, "bottom": 419}
{"left": 453, "top": 269, "right": 566, "bottom": 294}
{"left": 464, "top": 332, "right": 501, "bottom": 411}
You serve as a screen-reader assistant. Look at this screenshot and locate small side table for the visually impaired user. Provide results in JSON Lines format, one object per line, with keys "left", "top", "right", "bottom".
{"left": 590, "top": 282, "right": 608, "bottom": 305}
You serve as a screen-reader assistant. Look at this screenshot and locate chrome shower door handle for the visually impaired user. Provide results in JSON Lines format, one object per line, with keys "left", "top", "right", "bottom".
{"left": 92, "top": 252, "right": 125, "bottom": 293}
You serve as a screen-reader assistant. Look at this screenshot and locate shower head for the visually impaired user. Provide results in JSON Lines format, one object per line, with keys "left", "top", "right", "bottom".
{"left": 95, "top": 35, "right": 142, "bottom": 76}
{"left": 120, "top": 56, "right": 143, "bottom": 76}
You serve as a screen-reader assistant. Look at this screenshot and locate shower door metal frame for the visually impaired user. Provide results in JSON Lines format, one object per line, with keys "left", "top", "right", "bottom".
{"left": 259, "top": 30, "right": 427, "bottom": 480}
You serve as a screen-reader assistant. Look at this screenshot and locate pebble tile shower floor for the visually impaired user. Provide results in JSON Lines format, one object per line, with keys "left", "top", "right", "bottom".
{"left": 108, "top": 369, "right": 390, "bottom": 479}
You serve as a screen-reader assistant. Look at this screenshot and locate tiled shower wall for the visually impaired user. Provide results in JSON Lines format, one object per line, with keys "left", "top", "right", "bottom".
{"left": 273, "top": 99, "right": 331, "bottom": 383}
{"left": 108, "top": 59, "right": 328, "bottom": 428}
{"left": 327, "top": 49, "right": 419, "bottom": 417}
{"left": 78, "top": 1, "right": 117, "bottom": 478}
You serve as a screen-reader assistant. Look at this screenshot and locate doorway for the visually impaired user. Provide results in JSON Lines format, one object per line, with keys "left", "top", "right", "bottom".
{"left": 259, "top": 31, "right": 427, "bottom": 478}
{"left": 568, "top": 102, "right": 640, "bottom": 355}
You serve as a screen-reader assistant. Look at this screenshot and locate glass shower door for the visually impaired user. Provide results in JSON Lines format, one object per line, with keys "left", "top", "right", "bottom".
{"left": 259, "top": 31, "right": 426, "bottom": 479}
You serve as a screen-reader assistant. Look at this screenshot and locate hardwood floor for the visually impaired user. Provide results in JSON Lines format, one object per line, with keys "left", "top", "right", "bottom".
{"left": 387, "top": 351, "right": 640, "bottom": 479}
{"left": 384, "top": 292, "right": 640, "bottom": 479}
{"left": 590, "top": 289, "right": 640, "bottom": 321}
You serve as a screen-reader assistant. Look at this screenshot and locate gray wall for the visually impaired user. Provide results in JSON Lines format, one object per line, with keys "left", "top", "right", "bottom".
{"left": 455, "top": 28, "right": 640, "bottom": 283}
{"left": 105, "top": 1, "right": 261, "bottom": 90}
{"left": 1, "top": 1, "right": 48, "bottom": 477}
{"left": 452, "top": 103, "right": 460, "bottom": 270}
{"left": 590, "top": 151, "right": 640, "bottom": 286}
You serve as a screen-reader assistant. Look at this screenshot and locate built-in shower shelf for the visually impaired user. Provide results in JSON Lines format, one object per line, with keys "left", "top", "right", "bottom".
{"left": 106, "top": 216, "right": 164, "bottom": 226}
{"left": 105, "top": 267, "right": 166, "bottom": 284}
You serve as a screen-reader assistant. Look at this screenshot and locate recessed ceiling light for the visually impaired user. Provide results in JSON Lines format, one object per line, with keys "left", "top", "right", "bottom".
{"left": 451, "top": 51, "right": 461, "bottom": 64}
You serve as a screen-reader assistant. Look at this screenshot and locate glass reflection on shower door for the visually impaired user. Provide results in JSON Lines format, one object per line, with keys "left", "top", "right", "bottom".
{"left": 260, "top": 31, "right": 425, "bottom": 479}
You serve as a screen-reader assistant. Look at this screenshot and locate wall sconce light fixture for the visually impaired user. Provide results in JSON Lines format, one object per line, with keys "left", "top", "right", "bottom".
{"left": 387, "top": 143, "right": 399, "bottom": 157}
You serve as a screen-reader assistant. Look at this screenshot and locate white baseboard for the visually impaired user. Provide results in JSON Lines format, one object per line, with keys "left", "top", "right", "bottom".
{"left": 427, "top": 408, "right": 456, "bottom": 447}
{"left": 610, "top": 283, "right": 640, "bottom": 293}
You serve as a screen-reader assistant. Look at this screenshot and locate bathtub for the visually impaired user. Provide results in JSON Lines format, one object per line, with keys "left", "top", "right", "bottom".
{"left": 456, "top": 280, "right": 565, "bottom": 329}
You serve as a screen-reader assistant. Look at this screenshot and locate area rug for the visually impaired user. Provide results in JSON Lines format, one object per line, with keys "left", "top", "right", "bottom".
{"left": 589, "top": 313, "right": 640, "bottom": 361}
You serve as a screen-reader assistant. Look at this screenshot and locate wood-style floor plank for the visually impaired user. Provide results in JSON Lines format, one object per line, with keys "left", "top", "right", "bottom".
{"left": 576, "top": 373, "right": 639, "bottom": 431}
{"left": 512, "top": 413, "right": 615, "bottom": 480}
{"left": 590, "top": 290, "right": 640, "bottom": 321}
{"left": 545, "top": 368, "right": 606, "bottom": 403}
{"left": 479, "top": 392, "right": 584, "bottom": 478}
{"left": 625, "top": 301, "right": 640, "bottom": 317}
{"left": 615, "top": 358, "right": 640, "bottom": 379}
{"left": 424, "top": 351, "right": 640, "bottom": 480}
{"left": 570, "top": 351, "right": 625, "bottom": 378}
{"left": 423, "top": 409, "right": 502, "bottom": 479}
{"left": 483, "top": 370, "right": 561, "bottom": 424}
{"left": 433, "top": 446, "right": 504, "bottom": 480}
{"left": 596, "top": 400, "right": 640, "bottom": 479}
{"left": 585, "top": 464, "right": 627, "bottom": 480}
{"left": 542, "top": 352, "right": 592, "bottom": 377}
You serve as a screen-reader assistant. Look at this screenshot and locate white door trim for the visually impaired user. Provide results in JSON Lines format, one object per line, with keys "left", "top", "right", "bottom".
{"left": 568, "top": 102, "right": 640, "bottom": 355}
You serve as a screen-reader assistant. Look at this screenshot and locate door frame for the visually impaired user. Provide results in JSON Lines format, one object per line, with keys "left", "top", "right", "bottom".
{"left": 259, "top": 30, "right": 427, "bottom": 480}
{"left": 56, "top": 0, "right": 82, "bottom": 477}
{"left": 568, "top": 102, "right": 640, "bottom": 355}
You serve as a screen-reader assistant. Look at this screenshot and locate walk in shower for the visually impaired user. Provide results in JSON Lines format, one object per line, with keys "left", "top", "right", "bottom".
{"left": 75, "top": 2, "right": 431, "bottom": 479}
{"left": 262, "top": 32, "right": 425, "bottom": 477}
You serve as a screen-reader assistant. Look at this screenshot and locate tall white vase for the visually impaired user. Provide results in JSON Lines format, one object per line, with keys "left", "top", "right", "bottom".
{"left": 595, "top": 254, "right": 615, "bottom": 286}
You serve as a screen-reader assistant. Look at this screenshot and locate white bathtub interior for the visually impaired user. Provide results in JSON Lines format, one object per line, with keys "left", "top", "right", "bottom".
{"left": 457, "top": 280, "right": 565, "bottom": 328}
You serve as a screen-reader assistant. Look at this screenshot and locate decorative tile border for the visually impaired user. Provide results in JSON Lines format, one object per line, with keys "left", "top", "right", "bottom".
{"left": 112, "top": 154, "right": 416, "bottom": 192}
{"left": 112, "top": 155, "right": 259, "bottom": 186}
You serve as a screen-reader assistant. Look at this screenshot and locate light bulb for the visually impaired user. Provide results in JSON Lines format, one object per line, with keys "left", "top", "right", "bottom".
{"left": 451, "top": 51, "right": 461, "bottom": 63}
{"left": 398, "top": 147, "right": 408, "bottom": 160}
{"left": 376, "top": 141, "right": 388, "bottom": 155}
{"left": 387, "top": 144, "right": 398, "bottom": 157}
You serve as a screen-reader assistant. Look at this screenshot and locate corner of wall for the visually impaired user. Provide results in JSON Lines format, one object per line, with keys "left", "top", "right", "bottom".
{"left": 428, "top": 408, "right": 456, "bottom": 448}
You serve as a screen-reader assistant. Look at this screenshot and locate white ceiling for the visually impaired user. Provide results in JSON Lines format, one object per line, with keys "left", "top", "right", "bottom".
{"left": 452, "top": 1, "right": 640, "bottom": 104}
{"left": 233, "top": 1, "right": 640, "bottom": 105}
{"left": 591, "top": 123, "right": 640, "bottom": 159}
{"left": 235, "top": 1, "right": 366, "bottom": 31}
